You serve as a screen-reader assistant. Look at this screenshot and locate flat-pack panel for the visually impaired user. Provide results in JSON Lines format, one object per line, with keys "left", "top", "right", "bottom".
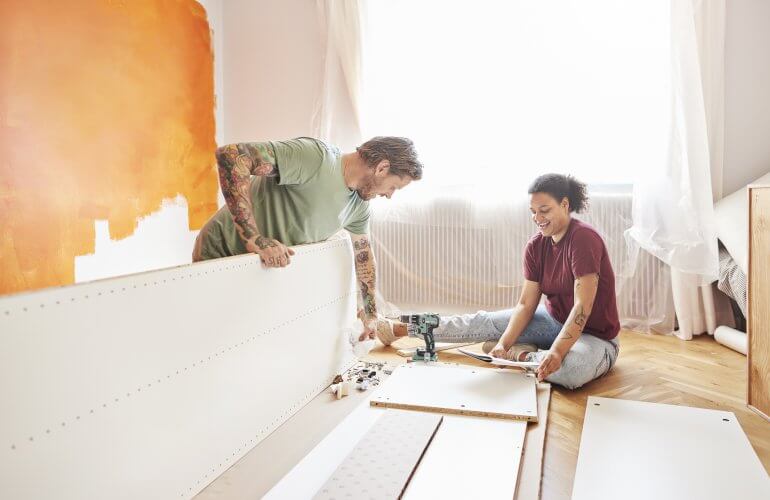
{"left": 572, "top": 397, "right": 770, "bottom": 500}
{"left": 371, "top": 363, "right": 538, "bottom": 421}
{"left": 403, "top": 413, "right": 526, "bottom": 499}
{"left": 0, "top": 240, "right": 357, "bottom": 500}
{"left": 314, "top": 410, "right": 442, "bottom": 500}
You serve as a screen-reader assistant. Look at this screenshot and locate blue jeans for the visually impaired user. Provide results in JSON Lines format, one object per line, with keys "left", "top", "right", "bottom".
{"left": 432, "top": 305, "right": 620, "bottom": 389}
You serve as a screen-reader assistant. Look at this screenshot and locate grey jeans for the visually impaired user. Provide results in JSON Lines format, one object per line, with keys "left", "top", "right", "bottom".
{"left": 432, "top": 305, "right": 620, "bottom": 389}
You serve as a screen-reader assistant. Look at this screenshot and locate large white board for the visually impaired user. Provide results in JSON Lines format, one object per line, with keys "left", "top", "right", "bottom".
{"left": 403, "top": 411, "right": 526, "bottom": 499}
{"left": 572, "top": 397, "right": 770, "bottom": 500}
{"left": 314, "top": 410, "right": 443, "bottom": 500}
{"left": 0, "top": 239, "right": 358, "bottom": 500}
{"left": 371, "top": 363, "right": 538, "bottom": 421}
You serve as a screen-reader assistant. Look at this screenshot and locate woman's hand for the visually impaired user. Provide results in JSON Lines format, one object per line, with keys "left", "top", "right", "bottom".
{"left": 536, "top": 349, "right": 563, "bottom": 381}
{"left": 489, "top": 342, "right": 510, "bottom": 359}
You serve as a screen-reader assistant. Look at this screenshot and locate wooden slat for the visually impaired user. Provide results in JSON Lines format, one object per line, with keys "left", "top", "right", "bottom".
{"left": 515, "top": 383, "right": 552, "bottom": 500}
{"left": 748, "top": 185, "right": 770, "bottom": 421}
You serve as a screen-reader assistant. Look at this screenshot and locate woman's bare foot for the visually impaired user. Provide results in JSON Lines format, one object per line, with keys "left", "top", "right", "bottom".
{"left": 507, "top": 343, "right": 537, "bottom": 361}
{"left": 489, "top": 343, "right": 538, "bottom": 361}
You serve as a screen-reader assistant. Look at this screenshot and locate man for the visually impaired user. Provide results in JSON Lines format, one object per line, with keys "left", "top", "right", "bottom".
{"left": 193, "top": 136, "right": 423, "bottom": 340}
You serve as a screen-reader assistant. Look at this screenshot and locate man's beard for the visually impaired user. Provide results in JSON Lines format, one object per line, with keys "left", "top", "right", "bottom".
{"left": 356, "top": 175, "right": 379, "bottom": 200}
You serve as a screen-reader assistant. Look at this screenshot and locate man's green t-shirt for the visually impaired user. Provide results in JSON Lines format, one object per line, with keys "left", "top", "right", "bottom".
{"left": 198, "top": 137, "right": 370, "bottom": 259}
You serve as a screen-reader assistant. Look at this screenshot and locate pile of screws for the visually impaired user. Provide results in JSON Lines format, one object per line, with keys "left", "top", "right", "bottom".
{"left": 330, "top": 361, "right": 392, "bottom": 399}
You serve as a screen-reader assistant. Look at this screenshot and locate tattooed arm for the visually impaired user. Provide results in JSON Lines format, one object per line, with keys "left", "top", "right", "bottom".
{"left": 350, "top": 232, "right": 378, "bottom": 341}
{"left": 215, "top": 143, "right": 294, "bottom": 267}
{"left": 537, "top": 273, "right": 599, "bottom": 381}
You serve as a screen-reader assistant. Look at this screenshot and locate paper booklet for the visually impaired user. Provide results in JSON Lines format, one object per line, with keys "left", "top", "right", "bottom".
{"left": 458, "top": 348, "right": 540, "bottom": 369}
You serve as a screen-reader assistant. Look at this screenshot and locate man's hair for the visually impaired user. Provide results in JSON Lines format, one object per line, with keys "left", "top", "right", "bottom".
{"left": 356, "top": 137, "right": 423, "bottom": 180}
{"left": 527, "top": 173, "right": 589, "bottom": 213}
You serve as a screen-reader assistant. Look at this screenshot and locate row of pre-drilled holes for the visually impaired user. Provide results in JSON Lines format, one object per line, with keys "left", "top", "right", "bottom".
{"left": 2, "top": 267, "right": 252, "bottom": 316}
{"left": 8, "top": 291, "right": 354, "bottom": 451}
{"left": 1, "top": 240, "right": 349, "bottom": 317}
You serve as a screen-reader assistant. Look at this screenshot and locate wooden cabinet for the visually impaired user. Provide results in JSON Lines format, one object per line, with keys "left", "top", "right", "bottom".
{"left": 748, "top": 185, "right": 770, "bottom": 421}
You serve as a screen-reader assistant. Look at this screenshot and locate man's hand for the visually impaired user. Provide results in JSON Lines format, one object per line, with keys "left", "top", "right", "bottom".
{"left": 351, "top": 234, "right": 379, "bottom": 337}
{"left": 357, "top": 309, "right": 377, "bottom": 341}
{"left": 359, "top": 318, "right": 376, "bottom": 341}
{"left": 536, "top": 350, "right": 563, "bottom": 382}
{"left": 246, "top": 236, "right": 295, "bottom": 268}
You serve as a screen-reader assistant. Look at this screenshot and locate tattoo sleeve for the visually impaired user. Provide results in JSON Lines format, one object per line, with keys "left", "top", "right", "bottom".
{"left": 215, "top": 143, "right": 278, "bottom": 243}
{"left": 574, "top": 305, "right": 587, "bottom": 327}
{"left": 352, "top": 236, "right": 377, "bottom": 317}
{"left": 550, "top": 275, "right": 598, "bottom": 355}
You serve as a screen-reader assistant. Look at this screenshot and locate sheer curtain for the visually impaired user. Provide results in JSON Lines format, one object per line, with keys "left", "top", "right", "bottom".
{"left": 626, "top": 0, "right": 725, "bottom": 340}
{"left": 313, "top": 0, "right": 366, "bottom": 150}
{"left": 315, "top": 1, "right": 723, "bottom": 336}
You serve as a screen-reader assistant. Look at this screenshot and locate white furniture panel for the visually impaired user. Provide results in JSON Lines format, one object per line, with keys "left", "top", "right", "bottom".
{"left": 0, "top": 239, "right": 357, "bottom": 500}
{"left": 371, "top": 363, "right": 538, "bottom": 421}
{"left": 403, "top": 412, "right": 526, "bottom": 499}
{"left": 314, "top": 410, "right": 442, "bottom": 500}
{"left": 572, "top": 397, "right": 769, "bottom": 500}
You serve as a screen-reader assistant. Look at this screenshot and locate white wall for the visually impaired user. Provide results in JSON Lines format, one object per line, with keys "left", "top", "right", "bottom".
{"left": 75, "top": 0, "right": 225, "bottom": 283}
{"left": 222, "top": 0, "right": 324, "bottom": 143}
{"left": 724, "top": 0, "right": 770, "bottom": 195}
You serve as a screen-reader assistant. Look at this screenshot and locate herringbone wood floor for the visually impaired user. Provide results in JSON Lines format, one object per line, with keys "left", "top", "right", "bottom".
{"left": 368, "top": 329, "right": 770, "bottom": 500}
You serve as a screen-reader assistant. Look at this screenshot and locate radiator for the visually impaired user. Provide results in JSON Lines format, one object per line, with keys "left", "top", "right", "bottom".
{"left": 370, "top": 188, "right": 675, "bottom": 333}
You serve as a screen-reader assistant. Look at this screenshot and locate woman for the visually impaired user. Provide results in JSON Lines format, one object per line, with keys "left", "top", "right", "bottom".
{"left": 377, "top": 174, "right": 620, "bottom": 389}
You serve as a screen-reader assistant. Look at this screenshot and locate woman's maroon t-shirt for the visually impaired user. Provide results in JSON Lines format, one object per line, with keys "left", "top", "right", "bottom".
{"left": 523, "top": 218, "right": 620, "bottom": 341}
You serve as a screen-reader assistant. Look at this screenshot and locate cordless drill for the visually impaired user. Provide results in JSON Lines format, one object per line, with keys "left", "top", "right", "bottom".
{"left": 400, "top": 313, "right": 440, "bottom": 362}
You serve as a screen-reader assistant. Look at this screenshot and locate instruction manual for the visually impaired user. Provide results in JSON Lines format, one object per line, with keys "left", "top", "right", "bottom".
{"left": 458, "top": 348, "right": 540, "bottom": 369}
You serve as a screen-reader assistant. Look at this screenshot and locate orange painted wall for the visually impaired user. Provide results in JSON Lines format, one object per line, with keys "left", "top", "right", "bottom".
{"left": 0, "top": 0, "right": 218, "bottom": 295}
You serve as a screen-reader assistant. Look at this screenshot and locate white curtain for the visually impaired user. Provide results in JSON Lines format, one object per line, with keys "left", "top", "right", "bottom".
{"left": 313, "top": 0, "right": 366, "bottom": 151}
{"left": 315, "top": 1, "right": 723, "bottom": 336}
{"left": 626, "top": 0, "right": 725, "bottom": 340}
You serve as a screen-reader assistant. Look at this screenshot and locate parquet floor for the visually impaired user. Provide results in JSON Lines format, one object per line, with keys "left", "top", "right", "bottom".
{"left": 367, "top": 329, "right": 770, "bottom": 500}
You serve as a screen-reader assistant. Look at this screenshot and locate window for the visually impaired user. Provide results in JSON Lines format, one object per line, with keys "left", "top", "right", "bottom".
{"left": 361, "top": 0, "right": 671, "bottom": 189}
